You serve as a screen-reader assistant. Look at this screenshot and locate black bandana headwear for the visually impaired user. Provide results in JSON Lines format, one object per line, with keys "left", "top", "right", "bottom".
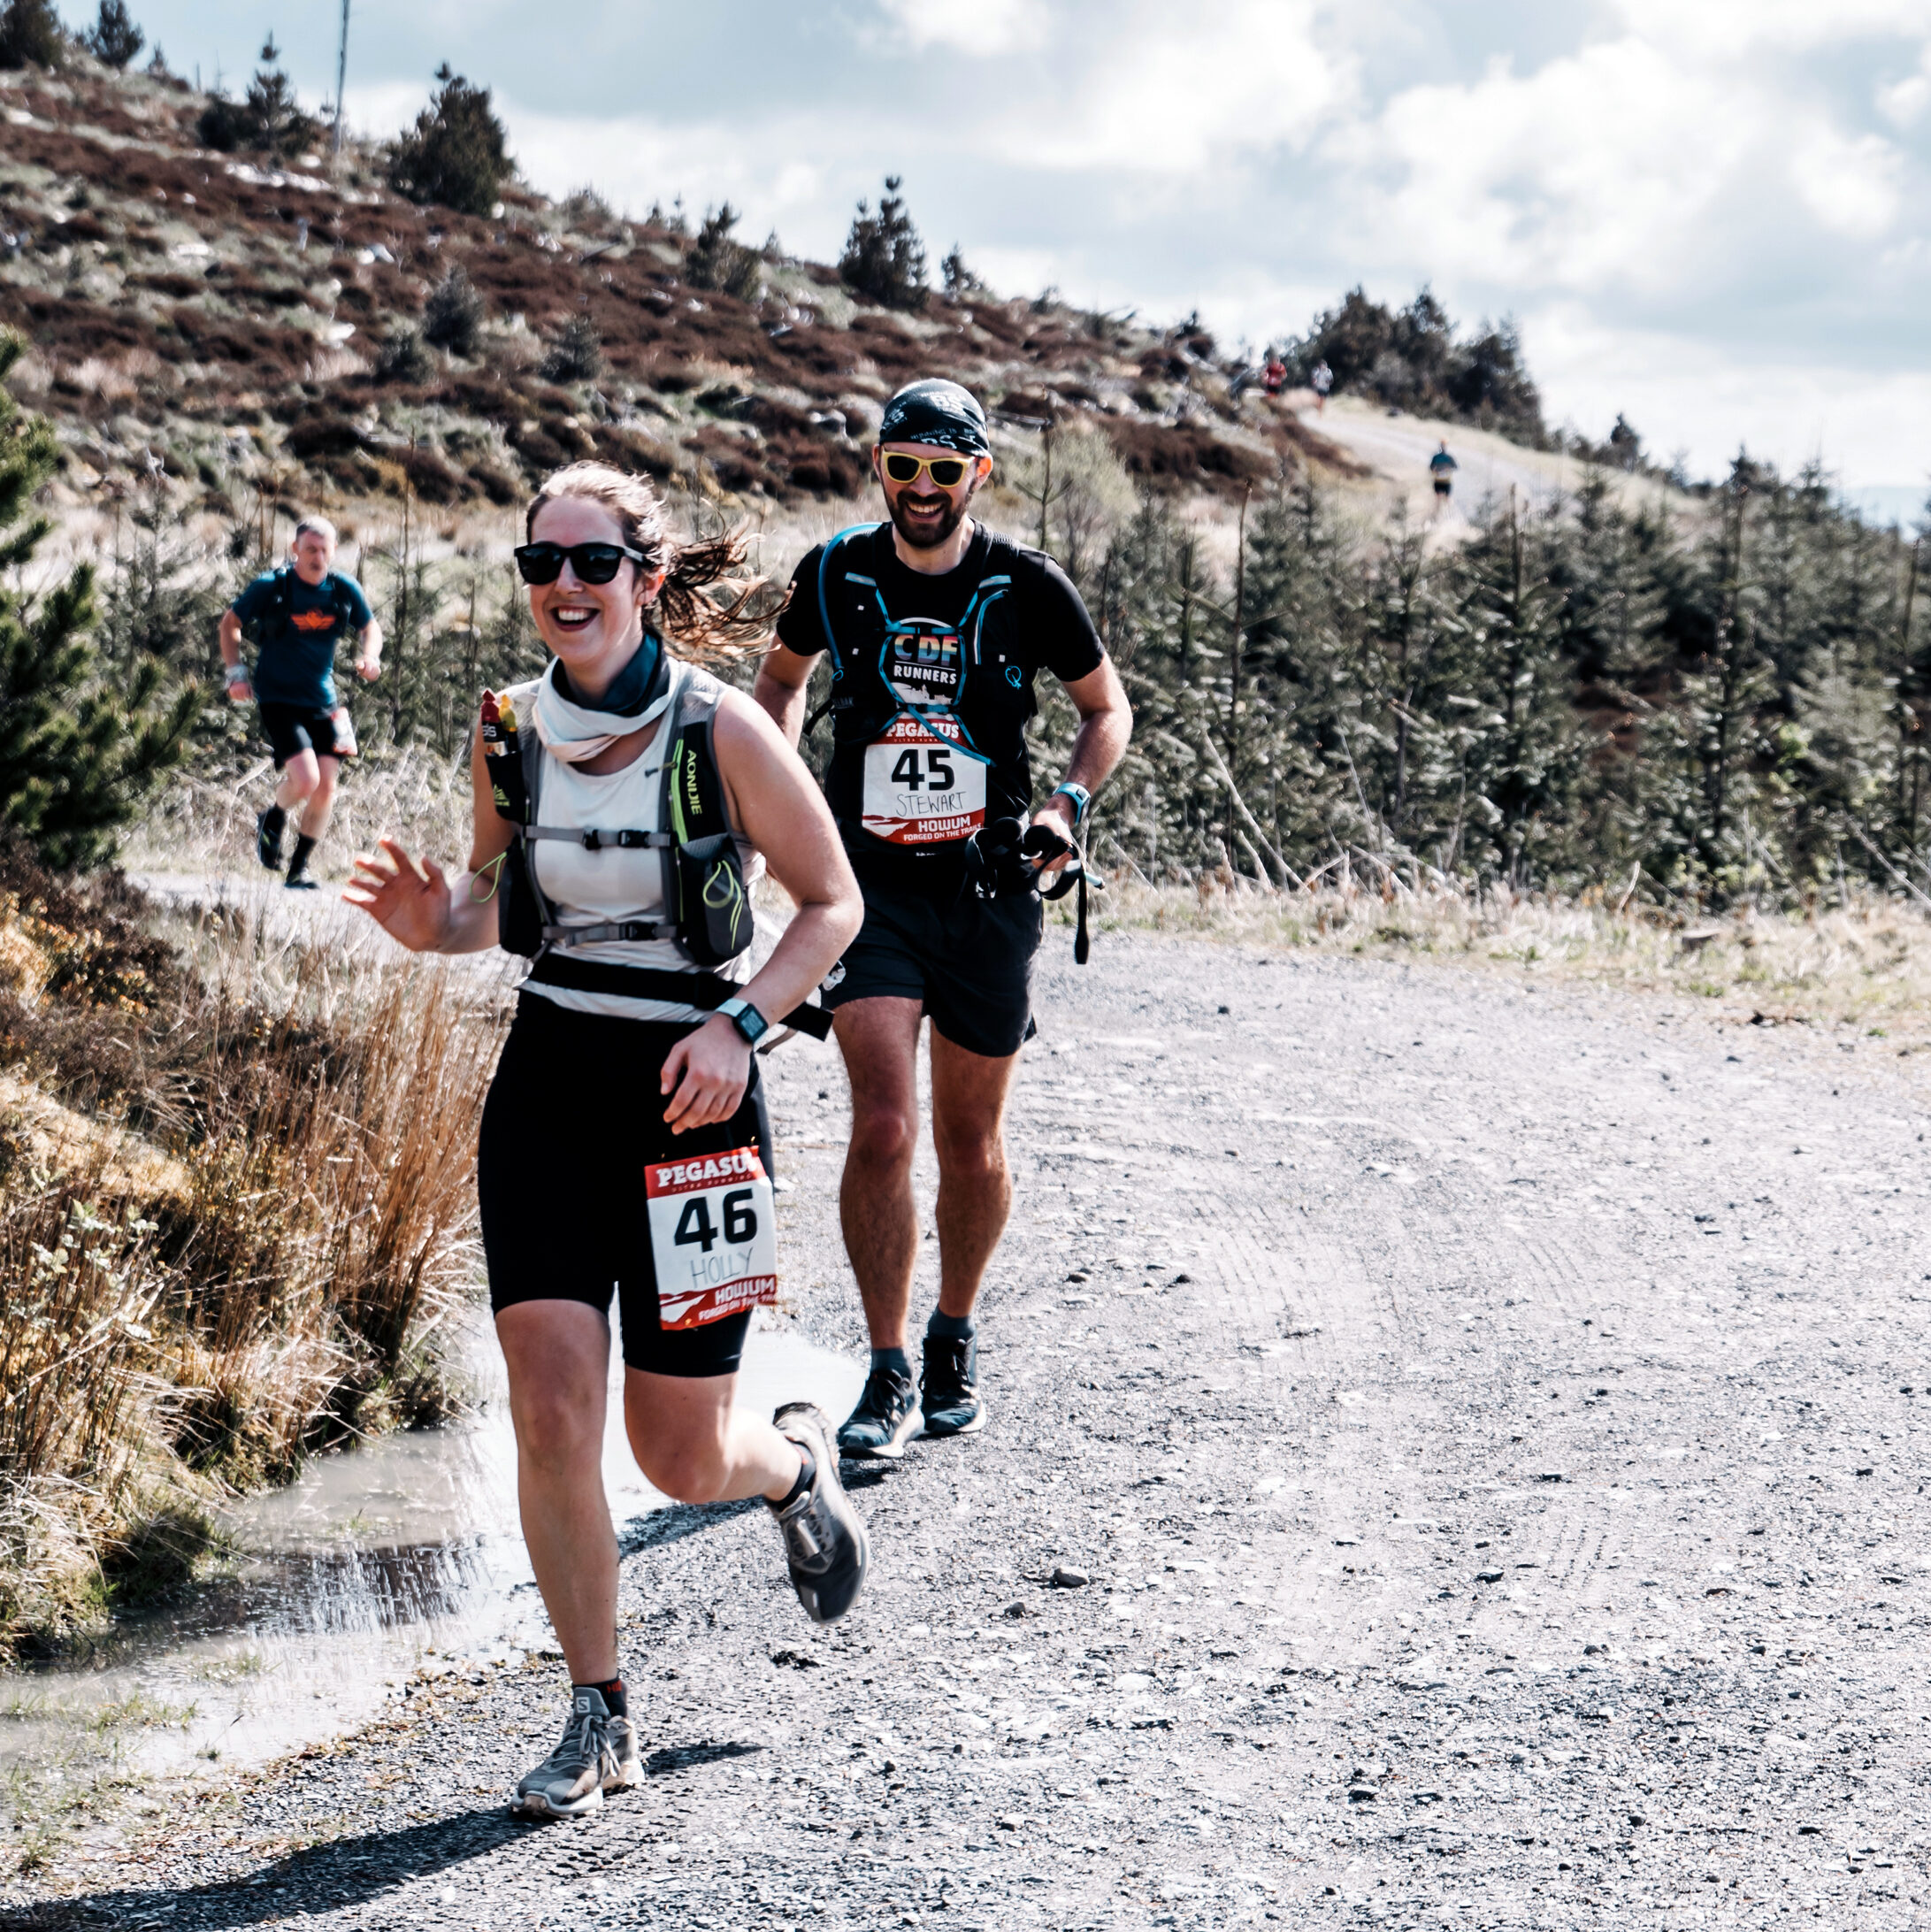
{"left": 877, "top": 379, "right": 990, "bottom": 457}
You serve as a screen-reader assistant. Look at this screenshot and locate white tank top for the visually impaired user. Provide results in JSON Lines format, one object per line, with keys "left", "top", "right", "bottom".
{"left": 521, "top": 658, "right": 758, "bottom": 1024}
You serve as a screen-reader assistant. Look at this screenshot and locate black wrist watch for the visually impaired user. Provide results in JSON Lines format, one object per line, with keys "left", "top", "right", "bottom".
{"left": 716, "top": 997, "right": 770, "bottom": 1048}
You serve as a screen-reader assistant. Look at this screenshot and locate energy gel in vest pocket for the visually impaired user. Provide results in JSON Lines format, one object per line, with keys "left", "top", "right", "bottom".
{"left": 645, "top": 1144, "right": 778, "bottom": 1329}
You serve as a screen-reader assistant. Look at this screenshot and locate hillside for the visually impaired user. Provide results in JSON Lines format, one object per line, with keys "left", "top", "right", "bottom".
{"left": 0, "top": 55, "right": 1367, "bottom": 533}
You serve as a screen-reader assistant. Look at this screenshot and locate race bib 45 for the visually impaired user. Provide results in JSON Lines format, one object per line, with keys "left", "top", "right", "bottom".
{"left": 646, "top": 1144, "right": 778, "bottom": 1329}
{"left": 862, "top": 715, "right": 986, "bottom": 845}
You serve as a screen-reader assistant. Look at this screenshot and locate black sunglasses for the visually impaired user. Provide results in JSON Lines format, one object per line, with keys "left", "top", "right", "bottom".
{"left": 513, "top": 541, "right": 646, "bottom": 586}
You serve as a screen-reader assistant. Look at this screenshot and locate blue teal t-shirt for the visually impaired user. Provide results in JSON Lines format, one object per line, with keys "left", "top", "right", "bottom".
{"left": 230, "top": 568, "right": 373, "bottom": 709}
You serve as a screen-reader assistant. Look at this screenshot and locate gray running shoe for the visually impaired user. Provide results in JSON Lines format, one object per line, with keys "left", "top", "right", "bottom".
{"left": 771, "top": 1403, "right": 870, "bottom": 1624}
{"left": 512, "top": 1686, "right": 637, "bottom": 1820}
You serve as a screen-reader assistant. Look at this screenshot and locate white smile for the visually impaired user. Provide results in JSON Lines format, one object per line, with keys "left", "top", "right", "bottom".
{"left": 553, "top": 604, "right": 598, "bottom": 630}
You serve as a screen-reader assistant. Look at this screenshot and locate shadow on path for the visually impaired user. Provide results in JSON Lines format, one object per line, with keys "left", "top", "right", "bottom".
{"left": 0, "top": 1806, "right": 522, "bottom": 1930}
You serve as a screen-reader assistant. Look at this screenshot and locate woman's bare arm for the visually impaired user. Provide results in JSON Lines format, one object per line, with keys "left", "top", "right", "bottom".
{"left": 342, "top": 722, "right": 514, "bottom": 954}
{"left": 658, "top": 689, "right": 861, "bottom": 1133}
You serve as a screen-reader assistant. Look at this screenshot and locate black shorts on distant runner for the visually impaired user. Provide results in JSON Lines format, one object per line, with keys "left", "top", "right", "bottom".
{"left": 478, "top": 993, "right": 775, "bottom": 1376}
{"left": 1432, "top": 479, "right": 1452, "bottom": 497}
{"left": 823, "top": 842, "right": 1044, "bottom": 1060}
{"left": 259, "top": 702, "right": 345, "bottom": 768}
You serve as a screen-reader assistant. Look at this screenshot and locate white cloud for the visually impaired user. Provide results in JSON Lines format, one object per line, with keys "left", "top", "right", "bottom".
{"left": 875, "top": 0, "right": 1046, "bottom": 54}
{"left": 1608, "top": 0, "right": 1931, "bottom": 58}
{"left": 1790, "top": 127, "right": 1904, "bottom": 239}
{"left": 1336, "top": 39, "right": 1758, "bottom": 295}
{"left": 1526, "top": 302, "right": 1931, "bottom": 485}
{"left": 997, "top": 1, "right": 1355, "bottom": 173}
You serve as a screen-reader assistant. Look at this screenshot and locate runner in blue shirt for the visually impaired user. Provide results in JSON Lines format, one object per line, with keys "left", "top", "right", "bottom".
{"left": 218, "top": 516, "right": 382, "bottom": 887}
{"left": 1429, "top": 441, "right": 1459, "bottom": 515}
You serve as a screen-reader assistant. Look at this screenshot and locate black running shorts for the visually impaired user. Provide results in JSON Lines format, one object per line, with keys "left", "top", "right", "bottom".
{"left": 259, "top": 702, "right": 345, "bottom": 768}
{"left": 822, "top": 845, "right": 1045, "bottom": 1059}
{"left": 478, "top": 993, "right": 775, "bottom": 1376}
{"left": 1432, "top": 479, "right": 1452, "bottom": 496}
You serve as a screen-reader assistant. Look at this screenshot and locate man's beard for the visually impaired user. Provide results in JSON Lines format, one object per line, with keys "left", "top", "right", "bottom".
{"left": 886, "top": 489, "right": 968, "bottom": 551}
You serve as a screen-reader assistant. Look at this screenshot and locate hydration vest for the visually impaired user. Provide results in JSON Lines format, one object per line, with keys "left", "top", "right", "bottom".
{"left": 248, "top": 566, "right": 362, "bottom": 639}
{"left": 479, "top": 661, "right": 831, "bottom": 1039}
{"left": 808, "top": 523, "right": 1029, "bottom": 755}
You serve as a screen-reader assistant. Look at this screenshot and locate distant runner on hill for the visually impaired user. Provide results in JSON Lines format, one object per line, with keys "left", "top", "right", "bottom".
{"left": 1310, "top": 359, "right": 1333, "bottom": 414}
{"left": 1429, "top": 441, "right": 1459, "bottom": 514}
{"left": 1262, "top": 354, "right": 1286, "bottom": 397}
{"left": 219, "top": 517, "right": 381, "bottom": 889}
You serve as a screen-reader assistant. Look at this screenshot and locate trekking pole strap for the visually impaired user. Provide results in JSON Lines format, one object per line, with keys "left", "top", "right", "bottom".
{"left": 525, "top": 954, "right": 834, "bottom": 1040}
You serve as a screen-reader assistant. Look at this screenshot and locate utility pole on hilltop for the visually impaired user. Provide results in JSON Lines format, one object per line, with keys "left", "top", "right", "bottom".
{"left": 332, "top": 0, "right": 349, "bottom": 156}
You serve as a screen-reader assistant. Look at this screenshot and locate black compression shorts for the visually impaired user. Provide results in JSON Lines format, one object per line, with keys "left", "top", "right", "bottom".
{"left": 478, "top": 993, "right": 775, "bottom": 1376}
{"left": 822, "top": 842, "right": 1044, "bottom": 1059}
{"left": 259, "top": 702, "right": 346, "bottom": 768}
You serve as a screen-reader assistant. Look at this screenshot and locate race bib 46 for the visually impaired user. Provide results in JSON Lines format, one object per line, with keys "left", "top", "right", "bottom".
{"left": 645, "top": 1144, "right": 778, "bottom": 1330}
{"left": 862, "top": 716, "right": 986, "bottom": 845}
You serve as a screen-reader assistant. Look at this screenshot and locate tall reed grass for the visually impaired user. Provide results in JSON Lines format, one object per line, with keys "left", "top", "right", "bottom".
{"left": 0, "top": 838, "right": 506, "bottom": 1652}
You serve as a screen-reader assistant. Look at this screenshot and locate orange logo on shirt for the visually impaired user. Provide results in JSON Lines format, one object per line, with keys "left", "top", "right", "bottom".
{"left": 289, "top": 610, "right": 339, "bottom": 631}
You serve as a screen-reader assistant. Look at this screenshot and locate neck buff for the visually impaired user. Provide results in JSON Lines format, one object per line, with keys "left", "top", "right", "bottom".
{"left": 533, "top": 631, "right": 670, "bottom": 765}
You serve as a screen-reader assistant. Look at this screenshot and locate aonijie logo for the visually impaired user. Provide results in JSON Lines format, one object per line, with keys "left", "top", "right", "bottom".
{"left": 289, "top": 609, "right": 339, "bottom": 631}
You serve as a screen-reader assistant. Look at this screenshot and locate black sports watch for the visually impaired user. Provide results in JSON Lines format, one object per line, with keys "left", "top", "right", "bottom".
{"left": 716, "top": 996, "right": 770, "bottom": 1048}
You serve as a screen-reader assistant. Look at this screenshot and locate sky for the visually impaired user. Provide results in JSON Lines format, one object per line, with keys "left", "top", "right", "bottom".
{"left": 125, "top": 0, "right": 1931, "bottom": 502}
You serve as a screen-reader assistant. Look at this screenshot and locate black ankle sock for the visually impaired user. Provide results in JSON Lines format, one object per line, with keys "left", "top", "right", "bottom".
{"left": 870, "top": 1346, "right": 911, "bottom": 1379}
{"left": 770, "top": 1445, "right": 814, "bottom": 1511}
{"left": 926, "top": 1309, "right": 976, "bottom": 1341}
{"left": 262, "top": 804, "right": 285, "bottom": 837}
{"left": 577, "top": 1676, "right": 626, "bottom": 1719}
{"left": 287, "top": 832, "right": 318, "bottom": 879}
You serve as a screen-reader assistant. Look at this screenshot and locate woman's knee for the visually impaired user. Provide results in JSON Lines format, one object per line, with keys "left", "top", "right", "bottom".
{"left": 510, "top": 1387, "right": 602, "bottom": 1471}
{"left": 629, "top": 1424, "right": 729, "bottom": 1504}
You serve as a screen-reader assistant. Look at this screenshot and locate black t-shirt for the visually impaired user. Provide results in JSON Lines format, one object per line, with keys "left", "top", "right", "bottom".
{"left": 776, "top": 523, "right": 1103, "bottom": 875}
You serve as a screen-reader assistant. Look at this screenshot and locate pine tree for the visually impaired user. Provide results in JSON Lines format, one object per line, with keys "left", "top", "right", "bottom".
{"left": 422, "top": 264, "right": 485, "bottom": 355}
{"left": 540, "top": 311, "right": 602, "bottom": 383}
{"left": 388, "top": 65, "right": 512, "bottom": 218}
{"left": 0, "top": 336, "right": 195, "bottom": 870}
{"left": 0, "top": 0, "right": 65, "bottom": 70}
{"left": 83, "top": 0, "right": 142, "bottom": 67}
{"left": 686, "top": 204, "right": 762, "bottom": 301}
{"left": 839, "top": 176, "right": 928, "bottom": 310}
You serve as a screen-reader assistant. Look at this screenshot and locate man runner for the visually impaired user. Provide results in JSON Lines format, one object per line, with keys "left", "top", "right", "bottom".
{"left": 1429, "top": 441, "right": 1459, "bottom": 513}
{"left": 753, "top": 379, "right": 1131, "bottom": 1457}
{"left": 219, "top": 516, "right": 381, "bottom": 889}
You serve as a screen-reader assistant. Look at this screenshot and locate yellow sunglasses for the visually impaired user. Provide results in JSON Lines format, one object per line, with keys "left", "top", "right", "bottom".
{"left": 879, "top": 451, "right": 985, "bottom": 487}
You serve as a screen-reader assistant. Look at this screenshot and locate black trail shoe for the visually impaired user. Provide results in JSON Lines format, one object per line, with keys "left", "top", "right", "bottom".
{"left": 835, "top": 1365, "right": 919, "bottom": 1460}
{"left": 920, "top": 1333, "right": 986, "bottom": 1438}
{"left": 256, "top": 805, "right": 285, "bottom": 870}
{"left": 284, "top": 875, "right": 319, "bottom": 891}
{"left": 771, "top": 1402, "right": 869, "bottom": 1623}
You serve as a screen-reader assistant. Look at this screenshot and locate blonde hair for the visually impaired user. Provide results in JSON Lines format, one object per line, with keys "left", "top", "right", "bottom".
{"left": 525, "top": 462, "right": 772, "bottom": 660}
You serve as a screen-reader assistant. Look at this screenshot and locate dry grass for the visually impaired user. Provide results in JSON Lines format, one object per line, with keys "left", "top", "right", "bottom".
{"left": 1092, "top": 865, "right": 1931, "bottom": 1052}
{"left": 0, "top": 840, "right": 506, "bottom": 1653}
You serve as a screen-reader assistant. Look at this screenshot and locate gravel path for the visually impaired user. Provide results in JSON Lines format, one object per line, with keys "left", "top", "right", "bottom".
{"left": 6, "top": 933, "right": 1928, "bottom": 1929}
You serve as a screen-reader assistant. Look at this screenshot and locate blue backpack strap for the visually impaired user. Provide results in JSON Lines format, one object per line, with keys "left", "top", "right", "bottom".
{"left": 814, "top": 523, "right": 881, "bottom": 679}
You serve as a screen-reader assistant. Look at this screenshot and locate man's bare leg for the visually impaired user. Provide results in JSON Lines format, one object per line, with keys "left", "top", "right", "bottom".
{"left": 929, "top": 1031, "right": 1023, "bottom": 1321}
{"left": 834, "top": 996, "right": 925, "bottom": 1353}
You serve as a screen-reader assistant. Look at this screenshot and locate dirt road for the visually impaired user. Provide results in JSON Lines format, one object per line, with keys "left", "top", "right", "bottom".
{"left": 8, "top": 932, "right": 1928, "bottom": 1928}
{"left": 1304, "top": 398, "right": 1680, "bottom": 533}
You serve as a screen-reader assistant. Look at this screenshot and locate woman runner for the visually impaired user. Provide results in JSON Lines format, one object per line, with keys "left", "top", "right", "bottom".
{"left": 345, "top": 463, "right": 867, "bottom": 1819}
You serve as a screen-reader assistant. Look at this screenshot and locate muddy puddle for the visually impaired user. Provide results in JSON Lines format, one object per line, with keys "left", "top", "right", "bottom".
{"left": 0, "top": 1321, "right": 861, "bottom": 1791}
